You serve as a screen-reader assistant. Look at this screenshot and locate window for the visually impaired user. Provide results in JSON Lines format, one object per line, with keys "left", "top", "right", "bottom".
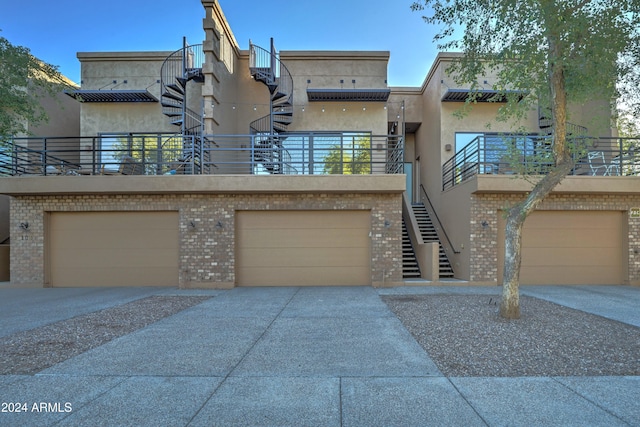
{"left": 98, "top": 133, "right": 184, "bottom": 174}
{"left": 455, "top": 133, "right": 483, "bottom": 154}
{"left": 455, "top": 132, "right": 547, "bottom": 174}
{"left": 257, "top": 132, "right": 372, "bottom": 175}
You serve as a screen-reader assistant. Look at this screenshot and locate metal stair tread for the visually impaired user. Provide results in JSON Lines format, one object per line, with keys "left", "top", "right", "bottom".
{"left": 167, "top": 83, "right": 185, "bottom": 95}
{"left": 162, "top": 91, "right": 183, "bottom": 102}
{"left": 410, "top": 202, "right": 455, "bottom": 278}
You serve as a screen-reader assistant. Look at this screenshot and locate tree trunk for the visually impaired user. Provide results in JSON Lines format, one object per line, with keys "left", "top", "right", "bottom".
{"left": 500, "top": 32, "right": 574, "bottom": 319}
{"left": 501, "top": 208, "right": 524, "bottom": 319}
{"left": 500, "top": 162, "right": 574, "bottom": 318}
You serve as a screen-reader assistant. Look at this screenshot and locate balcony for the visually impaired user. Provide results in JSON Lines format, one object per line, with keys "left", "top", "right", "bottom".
{"left": 442, "top": 135, "right": 640, "bottom": 191}
{"left": 1, "top": 133, "right": 404, "bottom": 177}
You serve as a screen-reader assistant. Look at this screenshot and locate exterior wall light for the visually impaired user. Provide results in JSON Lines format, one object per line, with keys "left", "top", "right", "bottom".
{"left": 188, "top": 220, "right": 196, "bottom": 229}
{"left": 215, "top": 221, "right": 224, "bottom": 229}
{"left": 19, "top": 222, "right": 29, "bottom": 231}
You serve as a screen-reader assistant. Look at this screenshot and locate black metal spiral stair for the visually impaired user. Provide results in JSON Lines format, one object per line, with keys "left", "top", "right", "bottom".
{"left": 248, "top": 38, "right": 294, "bottom": 173}
{"left": 160, "top": 38, "right": 208, "bottom": 173}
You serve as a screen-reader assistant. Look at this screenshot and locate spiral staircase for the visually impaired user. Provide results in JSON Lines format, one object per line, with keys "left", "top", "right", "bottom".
{"left": 249, "top": 39, "right": 294, "bottom": 173}
{"left": 160, "top": 38, "right": 208, "bottom": 173}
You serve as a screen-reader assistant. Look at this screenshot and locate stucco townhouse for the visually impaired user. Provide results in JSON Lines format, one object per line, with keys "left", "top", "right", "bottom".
{"left": 1, "top": 0, "right": 638, "bottom": 288}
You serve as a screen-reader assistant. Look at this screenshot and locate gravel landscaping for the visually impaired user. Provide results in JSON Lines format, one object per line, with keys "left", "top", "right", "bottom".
{"left": 2, "top": 291, "right": 638, "bottom": 379}
{"left": 0, "top": 295, "right": 211, "bottom": 375}
{"left": 383, "top": 294, "right": 640, "bottom": 377}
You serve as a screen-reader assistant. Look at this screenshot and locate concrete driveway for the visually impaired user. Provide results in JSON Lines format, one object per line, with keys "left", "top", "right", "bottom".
{"left": 0, "top": 285, "right": 638, "bottom": 426}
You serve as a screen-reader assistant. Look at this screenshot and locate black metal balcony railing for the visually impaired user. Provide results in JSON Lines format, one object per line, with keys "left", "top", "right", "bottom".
{"left": 200, "top": 134, "right": 403, "bottom": 175}
{"left": 1, "top": 133, "right": 404, "bottom": 177}
{"left": 1, "top": 134, "right": 197, "bottom": 176}
{"left": 442, "top": 135, "right": 640, "bottom": 190}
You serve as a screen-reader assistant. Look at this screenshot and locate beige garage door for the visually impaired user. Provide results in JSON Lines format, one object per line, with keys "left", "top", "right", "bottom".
{"left": 498, "top": 211, "right": 624, "bottom": 285}
{"left": 49, "top": 211, "right": 179, "bottom": 287}
{"left": 236, "top": 210, "right": 371, "bottom": 286}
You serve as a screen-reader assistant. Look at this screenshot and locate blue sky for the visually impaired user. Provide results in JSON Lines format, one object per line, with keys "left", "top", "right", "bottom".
{"left": 0, "top": 0, "right": 439, "bottom": 87}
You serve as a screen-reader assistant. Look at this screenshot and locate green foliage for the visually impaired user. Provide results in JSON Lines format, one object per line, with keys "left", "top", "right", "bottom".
{"left": 411, "top": 0, "right": 640, "bottom": 125}
{"left": 617, "top": 112, "right": 640, "bottom": 138}
{"left": 0, "top": 33, "right": 71, "bottom": 140}
{"left": 109, "top": 134, "right": 185, "bottom": 174}
{"left": 412, "top": 0, "right": 640, "bottom": 317}
{"left": 322, "top": 136, "right": 371, "bottom": 174}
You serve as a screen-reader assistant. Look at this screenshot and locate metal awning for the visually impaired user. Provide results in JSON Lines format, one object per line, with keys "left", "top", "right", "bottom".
{"left": 307, "top": 88, "right": 391, "bottom": 102}
{"left": 64, "top": 90, "right": 158, "bottom": 103}
{"left": 441, "top": 89, "right": 525, "bottom": 103}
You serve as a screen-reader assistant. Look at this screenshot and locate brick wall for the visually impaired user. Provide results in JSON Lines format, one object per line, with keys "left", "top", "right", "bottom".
{"left": 10, "top": 193, "right": 402, "bottom": 288}
{"left": 470, "top": 193, "right": 640, "bottom": 284}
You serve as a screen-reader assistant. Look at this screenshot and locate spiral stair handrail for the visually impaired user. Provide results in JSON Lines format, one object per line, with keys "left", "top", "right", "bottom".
{"left": 159, "top": 41, "right": 206, "bottom": 173}
{"left": 248, "top": 40, "right": 294, "bottom": 173}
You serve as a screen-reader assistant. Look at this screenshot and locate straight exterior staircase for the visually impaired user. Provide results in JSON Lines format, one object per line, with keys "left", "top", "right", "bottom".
{"left": 402, "top": 219, "right": 421, "bottom": 278}
{"left": 248, "top": 38, "right": 294, "bottom": 173}
{"left": 410, "top": 203, "right": 455, "bottom": 278}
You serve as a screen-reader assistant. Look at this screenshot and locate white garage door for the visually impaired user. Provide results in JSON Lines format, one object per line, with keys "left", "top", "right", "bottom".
{"left": 49, "top": 211, "right": 179, "bottom": 287}
{"left": 236, "top": 210, "right": 371, "bottom": 286}
{"left": 498, "top": 211, "right": 624, "bottom": 285}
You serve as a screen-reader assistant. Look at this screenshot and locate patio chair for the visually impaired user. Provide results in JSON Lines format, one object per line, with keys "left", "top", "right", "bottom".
{"left": 101, "top": 156, "right": 144, "bottom": 175}
{"left": 166, "top": 161, "right": 188, "bottom": 174}
{"left": 587, "top": 151, "right": 612, "bottom": 176}
{"left": 45, "top": 165, "right": 62, "bottom": 175}
{"left": 608, "top": 156, "right": 621, "bottom": 176}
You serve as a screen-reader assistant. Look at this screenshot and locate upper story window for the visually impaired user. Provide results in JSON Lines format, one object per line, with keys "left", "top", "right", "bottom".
{"left": 98, "top": 133, "right": 184, "bottom": 174}
{"left": 256, "top": 132, "right": 373, "bottom": 175}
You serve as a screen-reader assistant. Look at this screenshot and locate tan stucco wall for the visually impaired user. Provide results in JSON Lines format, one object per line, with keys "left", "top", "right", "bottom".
{"left": 412, "top": 58, "right": 443, "bottom": 210}
{"left": 283, "top": 50, "right": 389, "bottom": 135}
{"left": 388, "top": 90, "right": 423, "bottom": 126}
{"left": 234, "top": 52, "right": 271, "bottom": 134}
{"left": 288, "top": 103, "right": 388, "bottom": 135}
{"left": 27, "top": 89, "right": 80, "bottom": 137}
{"left": 202, "top": 1, "right": 246, "bottom": 135}
{"left": 8, "top": 175, "right": 404, "bottom": 288}
{"left": 438, "top": 179, "right": 475, "bottom": 279}
{"left": 76, "top": 51, "right": 177, "bottom": 136}
{"left": 567, "top": 99, "right": 616, "bottom": 137}
{"left": 81, "top": 103, "right": 171, "bottom": 135}
{"left": 0, "top": 174, "right": 405, "bottom": 196}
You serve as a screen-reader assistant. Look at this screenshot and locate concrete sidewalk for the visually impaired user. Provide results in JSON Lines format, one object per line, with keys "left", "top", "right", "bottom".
{"left": 0, "top": 285, "right": 638, "bottom": 426}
